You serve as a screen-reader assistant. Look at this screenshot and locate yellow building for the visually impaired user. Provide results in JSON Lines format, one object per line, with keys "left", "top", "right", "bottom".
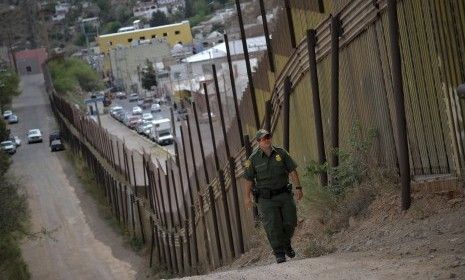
{"left": 97, "top": 20, "right": 193, "bottom": 74}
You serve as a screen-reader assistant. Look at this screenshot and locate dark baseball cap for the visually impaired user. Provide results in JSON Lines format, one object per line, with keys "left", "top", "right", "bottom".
{"left": 256, "top": 129, "right": 271, "bottom": 139}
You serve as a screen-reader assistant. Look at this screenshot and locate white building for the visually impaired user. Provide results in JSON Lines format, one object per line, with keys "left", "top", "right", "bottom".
{"left": 109, "top": 38, "right": 171, "bottom": 92}
{"left": 133, "top": 0, "right": 185, "bottom": 19}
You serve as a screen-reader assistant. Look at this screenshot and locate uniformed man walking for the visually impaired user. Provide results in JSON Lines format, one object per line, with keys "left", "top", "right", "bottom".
{"left": 243, "top": 129, "right": 303, "bottom": 263}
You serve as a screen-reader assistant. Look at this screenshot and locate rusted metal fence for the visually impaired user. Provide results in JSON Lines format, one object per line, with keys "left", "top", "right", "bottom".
{"left": 44, "top": 0, "right": 465, "bottom": 276}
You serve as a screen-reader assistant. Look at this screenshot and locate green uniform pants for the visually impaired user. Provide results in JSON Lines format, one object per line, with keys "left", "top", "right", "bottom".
{"left": 258, "top": 192, "right": 297, "bottom": 254}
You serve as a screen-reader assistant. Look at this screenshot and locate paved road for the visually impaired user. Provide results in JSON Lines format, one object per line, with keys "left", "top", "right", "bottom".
{"left": 11, "top": 74, "right": 146, "bottom": 279}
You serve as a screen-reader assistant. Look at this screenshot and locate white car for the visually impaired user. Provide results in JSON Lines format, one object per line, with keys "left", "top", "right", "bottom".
{"left": 132, "top": 106, "right": 143, "bottom": 115}
{"left": 27, "top": 129, "right": 43, "bottom": 144}
{"left": 3, "top": 110, "right": 13, "bottom": 119}
{"left": 142, "top": 112, "right": 153, "bottom": 122}
{"left": 1, "top": 140, "right": 16, "bottom": 154}
{"left": 150, "top": 103, "right": 161, "bottom": 113}
{"left": 110, "top": 106, "right": 123, "bottom": 117}
{"left": 10, "top": 136, "right": 21, "bottom": 146}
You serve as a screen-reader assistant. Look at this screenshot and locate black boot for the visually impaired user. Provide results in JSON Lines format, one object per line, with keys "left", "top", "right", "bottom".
{"left": 285, "top": 246, "right": 295, "bottom": 258}
{"left": 275, "top": 252, "right": 286, "bottom": 263}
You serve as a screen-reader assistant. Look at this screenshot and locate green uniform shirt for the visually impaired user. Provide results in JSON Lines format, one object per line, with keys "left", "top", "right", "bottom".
{"left": 243, "top": 146, "right": 297, "bottom": 190}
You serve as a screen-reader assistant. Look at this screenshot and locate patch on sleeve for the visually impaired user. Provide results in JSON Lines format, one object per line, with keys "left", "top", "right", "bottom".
{"left": 244, "top": 160, "right": 251, "bottom": 168}
{"left": 275, "top": 154, "right": 282, "bottom": 161}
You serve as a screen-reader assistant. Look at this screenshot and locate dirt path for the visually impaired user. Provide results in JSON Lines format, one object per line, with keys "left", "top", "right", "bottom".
{"left": 13, "top": 74, "right": 147, "bottom": 279}
{"left": 178, "top": 186, "right": 465, "bottom": 279}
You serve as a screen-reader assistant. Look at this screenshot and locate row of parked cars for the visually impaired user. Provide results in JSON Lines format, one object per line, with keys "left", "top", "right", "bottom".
{"left": 1, "top": 109, "right": 65, "bottom": 155}
{"left": 109, "top": 103, "right": 174, "bottom": 145}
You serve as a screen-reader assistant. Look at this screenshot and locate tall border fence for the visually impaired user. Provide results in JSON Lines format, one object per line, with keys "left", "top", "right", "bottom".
{"left": 44, "top": 0, "right": 465, "bottom": 276}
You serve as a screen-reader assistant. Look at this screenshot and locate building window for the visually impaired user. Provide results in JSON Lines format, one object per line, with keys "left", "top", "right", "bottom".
{"left": 109, "top": 41, "right": 113, "bottom": 45}
{"left": 151, "top": 35, "right": 156, "bottom": 38}
{"left": 175, "top": 30, "right": 180, "bottom": 35}
{"left": 26, "top": 66, "right": 32, "bottom": 72}
{"left": 140, "top": 36, "right": 145, "bottom": 40}
{"left": 128, "top": 38, "right": 133, "bottom": 42}
{"left": 163, "top": 32, "right": 168, "bottom": 37}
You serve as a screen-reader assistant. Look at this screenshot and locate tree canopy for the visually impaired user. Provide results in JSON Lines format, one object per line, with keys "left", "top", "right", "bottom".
{"left": 0, "top": 68, "right": 21, "bottom": 111}
{"left": 48, "top": 58, "right": 103, "bottom": 94}
{"left": 149, "top": 11, "right": 170, "bottom": 27}
{"left": 141, "top": 61, "right": 157, "bottom": 91}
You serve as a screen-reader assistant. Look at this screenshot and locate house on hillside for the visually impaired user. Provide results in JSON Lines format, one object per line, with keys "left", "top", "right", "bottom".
{"left": 133, "top": 0, "right": 185, "bottom": 19}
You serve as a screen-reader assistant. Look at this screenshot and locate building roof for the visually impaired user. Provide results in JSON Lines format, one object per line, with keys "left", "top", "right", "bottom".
{"left": 183, "top": 36, "right": 267, "bottom": 63}
{"left": 14, "top": 48, "right": 48, "bottom": 62}
{"left": 99, "top": 20, "right": 190, "bottom": 38}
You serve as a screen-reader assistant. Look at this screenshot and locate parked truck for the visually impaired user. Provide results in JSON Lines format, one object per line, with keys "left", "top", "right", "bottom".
{"left": 150, "top": 118, "right": 174, "bottom": 145}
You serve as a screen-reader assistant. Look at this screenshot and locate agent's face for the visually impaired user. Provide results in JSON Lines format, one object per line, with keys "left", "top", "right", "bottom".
{"left": 258, "top": 134, "right": 272, "bottom": 150}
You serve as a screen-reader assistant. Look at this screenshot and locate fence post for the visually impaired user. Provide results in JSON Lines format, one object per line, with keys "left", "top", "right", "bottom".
{"left": 192, "top": 102, "right": 213, "bottom": 269}
{"left": 258, "top": 0, "right": 275, "bottom": 72}
{"left": 283, "top": 76, "right": 291, "bottom": 151}
{"left": 307, "top": 29, "right": 328, "bottom": 187}
{"left": 234, "top": 0, "right": 260, "bottom": 129}
{"left": 387, "top": 0, "right": 411, "bottom": 210}
{"left": 213, "top": 64, "right": 236, "bottom": 259}
{"left": 180, "top": 125, "right": 195, "bottom": 272}
{"left": 229, "top": 157, "right": 245, "bottom": 254}
{"left": 330, "top": 14, "right": 341, "bottom": 169}
{"left": 204, "top": 81, "right": 224, "bottom": 264}
{"left": 265, "top": 100, "right": 272, "bottom": 132}
{"left": 224, "top": 33, "right": 245, "bottom": 146}
{"left": 244, "top": 135, "right": 258, "bottom": 222}
{"left": 186, "top": 114, "right": 208, "bottom": 269}
{"left": 284, "top": 0, "right": 296, "bottom": 48}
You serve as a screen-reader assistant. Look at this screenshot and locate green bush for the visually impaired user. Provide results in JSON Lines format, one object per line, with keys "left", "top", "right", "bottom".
{"left": 0, "top": 177, "right": 30, "bottom": 280}
{"left": 48, "top": 58, "right": 103, "bottom": 94}
{"left": 302, "top": 124, "right": 380, "bottom": 233}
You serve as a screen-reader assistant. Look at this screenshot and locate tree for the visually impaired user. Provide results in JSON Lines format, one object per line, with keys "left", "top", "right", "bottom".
{"left": 149, "top": 11, "right": 169, "bottom": 27}
{"left": 0, "top": 119, "right": 9, "bottom": 142}
{"left": 102, "top": 21, "right": 122, "bottom": 34}
{"left": 184, "top": 0, "right": 194, "bottom": 17}
{"left": 48, "top": 58, "right": 103, "bottom": 94}
{"left": 141, "top": 61, "right": 157, "bottom": 91}
{"left": 0, "top": 68, "right": 21, "bottom": 111}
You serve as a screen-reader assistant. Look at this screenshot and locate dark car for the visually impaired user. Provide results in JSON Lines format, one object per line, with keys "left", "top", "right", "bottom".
{"left": 50, "top": 139, "right": 65, "bottom": 152}
{"left": 49, "top": 131, "right": 61, "bottom": 145}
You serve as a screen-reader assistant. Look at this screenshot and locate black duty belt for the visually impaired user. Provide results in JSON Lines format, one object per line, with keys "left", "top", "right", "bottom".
{"left": 255, "top": 184, "right": 291, "bottom": 200}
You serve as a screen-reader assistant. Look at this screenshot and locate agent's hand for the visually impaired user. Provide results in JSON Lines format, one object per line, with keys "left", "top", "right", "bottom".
{"left": 294, "top": 189, "right": 303, "bottom": 201}
{"left": 245, "top": 196, "right": 254, "bottom": 209}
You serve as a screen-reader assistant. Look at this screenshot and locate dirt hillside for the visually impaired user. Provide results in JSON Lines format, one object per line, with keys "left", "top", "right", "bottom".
{"left": 179, "top": 182, "right": 465, "bottom": 279}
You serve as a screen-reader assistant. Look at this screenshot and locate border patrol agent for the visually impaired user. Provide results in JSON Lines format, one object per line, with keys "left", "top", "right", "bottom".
{"left": 243, "top": 129, "right": 303, "bottom": 263}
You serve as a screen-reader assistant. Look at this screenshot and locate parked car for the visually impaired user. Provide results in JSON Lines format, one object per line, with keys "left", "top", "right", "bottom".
{"left": 136, "top": 122, "right": 152, "bottom": 134}
{"left": 8, "top": 114, "right": 18, "bottom": 124}
{"left": 1, "top": 140, "right": 16, "bottom": 154}
{"left": 126, "top": 115, "right": 142, "bottom": 129}
{"left": 132, "top": 106, "right": 143, "bottom": 115}
{"left": 142, "top": 112, "right": 153, "bottom": 122}
{"left": 151, "top": 103, "right": 161, "bottom": 113}
{"left": 49, "top": 131, "right": 61, "bottom": 145}
{"left": 3, "top": 110, "right": 13, "bottom": 119}
{"left": 110, "top": 106, "right": 123, "bottom": 117}
{"left": 50, "top": 139, "right": 65, "bottom": 152}
{"left": 129, "top": 93, "right": 139, "bottom": 102}
{"left": 115, "top": 111, "right": 126, "bottom": 122}
{"left": 27, "top": 129, "right": 43, "bottom": 144}
{"left": 116, "top": 92, "right": 127, "bottom": 99}
{"left": 10, "top": 136, "right": 21, "bottom": 146}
